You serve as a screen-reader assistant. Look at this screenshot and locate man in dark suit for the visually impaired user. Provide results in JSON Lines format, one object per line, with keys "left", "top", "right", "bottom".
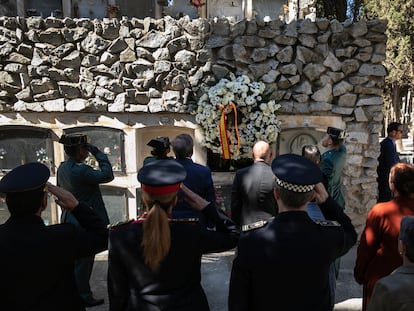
{"left": 0, "top": 162, "right": 108, "bottom": 311}
{"left": 377, "top": 122, "right": 402, "bottom": 202}
{"left": 228, "top": 154, "right": 357, "bottom": 311}
{"left": 230, "top": 140, "right": 277, "bottom": 229}
{"left": 171, "top": 134, "right": 217, "bottom": 222}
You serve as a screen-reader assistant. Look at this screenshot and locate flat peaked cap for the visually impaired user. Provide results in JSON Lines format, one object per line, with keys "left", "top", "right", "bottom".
{"left": 147, "top": 136, "right": 170, "bottom": 151}
{"left": 138, "top": 160, "right": 186, "bottom": 195}
{"left": 400, "top": 216, "right": 414, "bottom": 243}
{"left": 271, "top": 154, "right": 322, "bottom": 193}
{"left": 59, "top": 133, "right": 88, "bottom": 146}
{"left": 327, "top": 127, "right": 346, "bottom": 140}
{"left": 0, "top": 162, "right": 50, "bottom": 193}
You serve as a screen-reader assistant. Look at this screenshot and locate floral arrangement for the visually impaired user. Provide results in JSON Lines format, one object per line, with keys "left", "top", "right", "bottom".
{"left": 194, "top": 73, "right": 281, "bottom": 160}
{"left": 107, "top": 5, "right": 120, "bottom": 16}
{"left": 189, "top": 0, "right": 205, "bottom": 8}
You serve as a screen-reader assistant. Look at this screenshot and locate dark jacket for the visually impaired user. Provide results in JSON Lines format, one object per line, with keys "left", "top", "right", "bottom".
{"left": 173, "top": 158, "right": 218, "bottom": 227}
{"left": 367, "top": 266, "right": 414, "bottom": 311}
{"left": 377, "top": 137, "right": 400, "bottom": 202}
{"left": 228, "top": 197, "right": 357, "bottom": 311}
{"left": 58, "top": 150, "right": 114, "bottom": 224}
{"left": 0, "top": 202, "right": 108, "bottom": 311}
{"left": 231, "top": 161, "right": 277, "bottom": 227}
{"left": 174, "top": 158, "right": 216, "bottom": 210}
{"left": 108, "top": 204, "right": 239, "bottom": 311}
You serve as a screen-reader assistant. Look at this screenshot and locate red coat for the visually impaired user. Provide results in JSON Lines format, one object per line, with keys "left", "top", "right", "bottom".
{"left": 354, "top": 197, "right": 414, "bottom": 311}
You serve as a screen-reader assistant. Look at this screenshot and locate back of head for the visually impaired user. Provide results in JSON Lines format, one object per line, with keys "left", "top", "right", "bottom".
{"left": 301, "top": 145, "right": 321, "bottom": 165}
{"left": 0, "top": 162, "right": 50, "bottom": 216}
{"left": 387, "top": 122, "right": 402, "bottom": 135}
{"left": 390, "top": 163, "right": 414, "bottom": 198}
{"left": 399, "top": 216, "right": 414, "bottom": 262}
{"left": 172, "top": 134, "right": 193, "bottom": 159}
{"left": 253, "top": 140, "right": 272, "bottom": 163}
{"left": 271, "top": 154, "right": 322, "bottom": 208}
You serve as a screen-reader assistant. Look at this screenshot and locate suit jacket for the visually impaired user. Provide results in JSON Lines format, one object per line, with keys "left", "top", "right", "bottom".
{"left": 228, "top": 197, "right": 357, "bottom": 311}
{"left": 58, "top": 150, "right": 114, "bottom": 224}
{"left": 354, "top": 197, "right": 414, "bottom": 311}
{"left": 173, "top": 158, "right": 217, "bottom": 223}
{"left": 377, "top": 137, "right": 400, "bottom": 202}
{"left": 107, "top": 203, "right": 239, "bottom": 311}
{"left": 321, "top": 144, "right": 346, "bottom": 209}
{"left": 367, "top": 266, "right": 414, "bottom": 311}
{"left": 0, "top": 203, "right": 108, "bottom": 311}
{"left": 231, "top": 161, "right": 277, "bottom": 227}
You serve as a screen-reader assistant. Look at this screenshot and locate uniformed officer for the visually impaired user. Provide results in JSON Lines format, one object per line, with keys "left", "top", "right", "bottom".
{"left": 321, "top": 127, "right": 347, "bottom": 209}
{"left": 143, "top": 136, "right": 173, "bottom": 165}
{"left": 58, "top": 133, "right": 114, "bottom": 307}
{"left": 0, "top": 162, "right": 108, "bottom": 311}
{"left": 108, "top": 159, "right": 239, "bottom": 311}
{"left": 321, "top": 127, "right": 347, "bottom": 280}
{"left": 228, "top": 154, "right": 357, "bottom": 311}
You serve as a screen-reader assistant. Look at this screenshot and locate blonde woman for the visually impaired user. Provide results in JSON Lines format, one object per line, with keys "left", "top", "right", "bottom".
{"left": 108, "top": 160, "right": 239, "bottom": 311}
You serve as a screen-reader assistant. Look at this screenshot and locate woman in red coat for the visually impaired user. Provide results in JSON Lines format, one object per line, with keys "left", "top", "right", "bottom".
{"left": 354, "top": 162, "right": 414, "bottom": 311}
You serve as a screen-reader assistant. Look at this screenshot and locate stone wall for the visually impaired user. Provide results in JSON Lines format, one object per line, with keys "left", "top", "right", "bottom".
{"left": 0, "top": 15, "right": 387, "bottom": 230}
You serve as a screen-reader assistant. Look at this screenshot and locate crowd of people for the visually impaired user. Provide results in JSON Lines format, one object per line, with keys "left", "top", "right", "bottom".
{"left": 0, "top": 123, "right": 413, "bottom": 311}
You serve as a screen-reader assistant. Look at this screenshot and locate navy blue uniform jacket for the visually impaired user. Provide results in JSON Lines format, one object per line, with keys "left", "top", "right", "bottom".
{"left": 108, "top": 204, "right": 239, "bottom": 311}
{"left": 228, "top": 197, "right": 357, "bottom": 311}
{"left": 0, "top": 202, "right": 108, "bottom": 311}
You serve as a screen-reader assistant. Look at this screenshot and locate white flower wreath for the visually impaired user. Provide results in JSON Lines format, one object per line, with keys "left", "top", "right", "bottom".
{"left": 193, "top": 73, "right": 281, "bottom": 160}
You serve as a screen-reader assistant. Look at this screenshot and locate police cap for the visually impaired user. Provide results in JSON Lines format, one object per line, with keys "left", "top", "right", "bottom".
{"left": 271, "top": 154, "right": 322, "bottom": 193}
{"left": 147, "top": 136, "right": 170, "bottom": 151}
{"left": 327, "top": 127, "right": 346, "bottom": 141}
{"left": 0, "top": 162, "right": 50, "bottom": 193}
{"left": 138, "top": 160, "right": 186, "bottom": 195}
{"left": 58, "top": 133, "right": 88, "bottom": 146}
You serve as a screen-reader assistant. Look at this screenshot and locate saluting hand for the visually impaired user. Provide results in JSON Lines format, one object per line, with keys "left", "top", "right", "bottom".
{"left": 312, "top": 182, "right": 329, "bottom": 204}
{"left": 47, "top": 183, "right": 79, "bottom": 212}
{"left": 181, "top": 184, "right": 210, "bottom": 211}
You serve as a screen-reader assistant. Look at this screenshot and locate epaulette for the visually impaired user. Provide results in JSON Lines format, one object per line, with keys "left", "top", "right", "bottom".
{"left": 314, "top": 220, "right": 341, "bottom": 227}
{"left": 108, "top": 219, "right": 134, "bottom": 230}
{"left": 242, "top": 219, "right": 268, "bottom": 232}
{"left": 170, "top": 217, "right": 199, "bottom": 224}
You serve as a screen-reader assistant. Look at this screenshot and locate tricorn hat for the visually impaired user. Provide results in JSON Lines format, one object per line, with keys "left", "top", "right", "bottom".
{"left": 58, "top": 133, "right": 88, "bottom": 146}
{"left": 327, "top": 127, "right": 346, "bottom": 141}
{"left": 147, "top": 136, "right": 170, "bottom": 151}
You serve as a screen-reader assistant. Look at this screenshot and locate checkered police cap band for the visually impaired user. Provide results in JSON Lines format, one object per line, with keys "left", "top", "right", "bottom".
{"left": 275, "top": 176, "right": 315, "bottom": 193}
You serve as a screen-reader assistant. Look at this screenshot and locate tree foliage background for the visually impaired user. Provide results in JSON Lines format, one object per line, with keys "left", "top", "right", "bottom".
{"left": 363, "top": 0, "right": 414, "bottom": 130}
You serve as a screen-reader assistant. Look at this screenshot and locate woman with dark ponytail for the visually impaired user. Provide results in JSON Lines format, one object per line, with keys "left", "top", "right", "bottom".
{"left": 108, "top": 160, "right": 239, "bottom": 311}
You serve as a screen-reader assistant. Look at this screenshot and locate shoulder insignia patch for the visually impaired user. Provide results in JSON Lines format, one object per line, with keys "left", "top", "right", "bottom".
{"left": 170, "top": 217, "right": 199, "bottom": 224}
{"left": 108, "top": 219, "right": 134, "bottom": 230}
{"left": 315, "top": 220, "right": 341, "bottom": 227}
{"left": 242, "top": 219, "right": 268, "bottom": 232}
